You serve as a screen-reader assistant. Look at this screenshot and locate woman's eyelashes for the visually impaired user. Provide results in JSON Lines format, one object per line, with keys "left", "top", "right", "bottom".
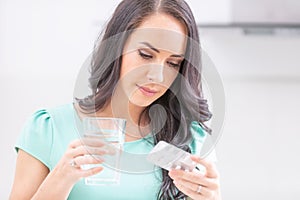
{"left": 166, "top": 61, "right": 181, "bottom": 68}
{"left": 138, "top": 49, "right": 152, "bottom": 59}
{"left": 138, "top": 49, "right": 181, "bottom": 68}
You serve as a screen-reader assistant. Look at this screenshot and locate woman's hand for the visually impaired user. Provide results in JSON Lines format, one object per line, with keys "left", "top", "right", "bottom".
{"left": 168, "top": 155, "right": 221, "bottom": 200}
{"left": 50, "top": 138, "right": 109, "bottom": 185}
{"left": 11, "top": 138, "right": 109, "bottom": 200}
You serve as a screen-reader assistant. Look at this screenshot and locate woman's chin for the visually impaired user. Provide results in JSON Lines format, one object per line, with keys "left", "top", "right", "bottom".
{"left": 128, "top": 98, "right": 154, "bottom": 108}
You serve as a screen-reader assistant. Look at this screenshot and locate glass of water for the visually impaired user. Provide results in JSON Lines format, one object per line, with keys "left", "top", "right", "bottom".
{"left": 81, "top": 117, "right": 126, "bottom": 185}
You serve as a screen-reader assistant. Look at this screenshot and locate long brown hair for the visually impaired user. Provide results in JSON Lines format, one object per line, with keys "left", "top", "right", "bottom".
{"left": 76, "top": 0, "right": 212, "bottom": 199}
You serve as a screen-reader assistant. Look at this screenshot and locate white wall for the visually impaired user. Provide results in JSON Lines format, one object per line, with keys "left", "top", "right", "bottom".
{"left": 200, "top": 29, "right": 300, "bottom": 199}
{"left": 185, "top": 0, "right": 232, "bottom": 24}
{"left": 0, "top": 1, "right": 121, "bottom": 198}
{"left": 1, "top": 0, "right": 300, "bottom": 199}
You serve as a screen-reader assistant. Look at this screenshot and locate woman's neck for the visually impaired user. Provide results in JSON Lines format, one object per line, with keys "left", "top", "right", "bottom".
{"left": 102, "top": 100, "right": 151, "bottom": 139}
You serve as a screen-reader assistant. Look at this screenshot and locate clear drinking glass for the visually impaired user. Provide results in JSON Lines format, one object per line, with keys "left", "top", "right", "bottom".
{"left": 81, "top": 117, "right": 126, "bottom": 185}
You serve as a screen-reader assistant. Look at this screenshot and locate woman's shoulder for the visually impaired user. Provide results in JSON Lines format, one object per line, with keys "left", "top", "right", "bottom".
{"left": 15, "top": 104, "right": 72, "bottom": 169}
{"left": 32, "top": 103, "right": 74, "bottom": 123}
{"left": 20, "top": 103, "right": 75, "bottom": 137}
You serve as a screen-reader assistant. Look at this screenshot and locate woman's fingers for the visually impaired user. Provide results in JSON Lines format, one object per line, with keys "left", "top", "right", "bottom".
{"left": 191, "top": 155, "right": 219, "bottom": 178}
{"left": 70, "top": 145, "right": 110, "bottom": 158}
{"left": 68, "top": 139, "right": 83, "bottom": 149}
{"left": 169, "top": 156, "right": 221, "bottom": 200}
{"left": 51, "top": 139, "right": 110, "bottom": 184}
{"left": 173, "top": 179, "right": 203, "bottom": 200}
{"left": 78, "top": 166, "right": 104, "bottom": 178}
{"left": 68, "top": 138, "right": 107, "bottom": 149}
{"left": 174, "top": 179, "right": 213, "bottom": 197}
{"left": 169, "top": 169, "right": 218, "bottom": 189}
{"left": 73, "top": 154, "right": 104, "bottom": 166}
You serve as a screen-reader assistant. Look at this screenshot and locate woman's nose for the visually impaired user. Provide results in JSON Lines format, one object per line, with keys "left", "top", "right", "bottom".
{"left": 146, "top": 63, "right": 164, "bottom": 83}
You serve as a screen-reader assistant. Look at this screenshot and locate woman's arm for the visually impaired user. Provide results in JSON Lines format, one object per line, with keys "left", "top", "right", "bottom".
{"left": 9, "top": 150, "right": 50, "bottom": 199}
{"left": 9, "top": 150, "right": 75, "bottom": 200}
{"left": 10, "top": 139, "right": 105, "bottom": 200}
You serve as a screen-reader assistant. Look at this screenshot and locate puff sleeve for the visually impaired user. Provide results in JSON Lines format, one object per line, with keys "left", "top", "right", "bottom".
{"left": 15, "top": 109, "right": 54, "bottom": 169}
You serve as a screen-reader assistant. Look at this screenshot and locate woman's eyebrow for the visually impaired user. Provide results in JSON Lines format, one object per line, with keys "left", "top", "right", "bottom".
{"left": 139, "top": 42, "right": 184, "bottom": 58}
{"left": 140, "top": 42, "right": 159, "bottom": 53}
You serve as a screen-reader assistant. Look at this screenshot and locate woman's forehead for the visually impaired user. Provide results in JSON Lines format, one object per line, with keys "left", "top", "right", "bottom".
{"left": 124, "top": 28, "right": 187, "bottom": 55}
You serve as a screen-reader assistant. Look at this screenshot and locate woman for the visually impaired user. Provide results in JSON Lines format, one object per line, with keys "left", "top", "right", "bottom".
{"left": 10, "top": 0, "right": 221, "bottom": 199}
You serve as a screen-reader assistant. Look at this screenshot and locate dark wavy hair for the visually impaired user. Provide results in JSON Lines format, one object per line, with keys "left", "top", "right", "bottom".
{"left": 76, "top": 0, "right": 212, "bottom": 199}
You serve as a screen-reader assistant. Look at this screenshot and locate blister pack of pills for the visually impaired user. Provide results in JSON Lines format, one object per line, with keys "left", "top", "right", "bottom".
{"left": 147, "top": 141, "right": 197, "bottom": 172}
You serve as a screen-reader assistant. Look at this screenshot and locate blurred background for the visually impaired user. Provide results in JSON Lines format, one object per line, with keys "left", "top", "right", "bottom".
{"left": 1, "top": 0, "right": 300, "bottom": 199}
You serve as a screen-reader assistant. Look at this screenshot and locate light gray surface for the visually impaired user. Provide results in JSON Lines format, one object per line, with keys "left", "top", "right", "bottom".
{"left": 1, "top": 1, "right": 300, "bottom": 199}
{"left": 231, "top": 0, "right": 300, "bottom": 23}
{"left": 201, "top": 30, "right": 300, "bottom": 199}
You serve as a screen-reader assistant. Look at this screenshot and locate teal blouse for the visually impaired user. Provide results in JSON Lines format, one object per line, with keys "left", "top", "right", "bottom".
{"left": 15, "top": 103, "right": 207, "bottom": 200}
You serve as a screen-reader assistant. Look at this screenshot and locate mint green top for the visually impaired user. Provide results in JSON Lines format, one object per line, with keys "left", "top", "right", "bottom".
{"left": 15, "top": 103, "right": 207, "bottom": 200}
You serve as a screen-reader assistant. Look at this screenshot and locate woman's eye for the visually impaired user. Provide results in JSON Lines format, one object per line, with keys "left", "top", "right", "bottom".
{"left": 167, "top": 61, "right": 181, "bottom": 68}
{"left": 138, "top": 50, "right": 152, "bottom": 59}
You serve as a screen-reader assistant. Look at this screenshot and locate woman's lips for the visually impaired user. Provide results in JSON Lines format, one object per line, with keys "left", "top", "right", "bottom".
{"left": 136, "top": 84, "right": 158, "bottom": 97}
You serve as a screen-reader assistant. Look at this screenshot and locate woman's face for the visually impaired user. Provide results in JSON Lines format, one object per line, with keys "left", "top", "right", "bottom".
{"left": 119, "top": 13, "right": 187, "bottom": 107}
